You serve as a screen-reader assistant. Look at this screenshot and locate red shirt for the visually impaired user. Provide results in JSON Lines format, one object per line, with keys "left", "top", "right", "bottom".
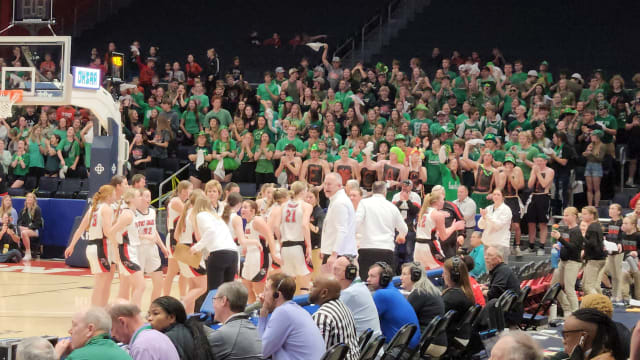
{"left": 136, "top": 56, "right": 155, "bottom": 86}
{"left": 469, "top": 276, "right": 486, "bottom": 306}
{"left": 57, "top": 106, "right": 75, "bottom": 122}
{"left": 185, "top": 62, "right": 202, "bottom": 86}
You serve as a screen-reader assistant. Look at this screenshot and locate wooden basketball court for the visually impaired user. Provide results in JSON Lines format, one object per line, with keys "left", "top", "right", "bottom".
{"left": 0, "top": 260, "right": 172, "bottom": 338}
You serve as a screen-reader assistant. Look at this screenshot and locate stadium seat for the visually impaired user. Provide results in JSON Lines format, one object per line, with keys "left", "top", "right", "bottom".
{"left": 358, "top": 329, "right": 374, "bottom": 353}
{"left": 453, "top": 305, "right": 482, "bottom": 348}
{"left": 8, "top": 187, "right": 26, "bottom": 197}
{"left": 238, "top": 182, "right": 257, "bottom": 198}
{"left": 161, "top": 158, "right": 180, "bottom": 176}
{"left": 320, "top": 343, "right": 349, "bottom": 360}
{"left": 414, "top": 315, "right": 441, "bottom": 359}
{"left": 145, "top": 167, "right": 165, "bottom": 196}
{"left": 56, "top": 178, "right": 81, "bottom": 198}
{"left": 176, "top": 146, "right": 194, "bottom": 166}
{"left": 77, "top": 180, "right": 89, "bottom": 199}
{"left": 495, "top": 291, "right": 517, "bottom": 331}
{"left": 35, "top": 177, "right": 60, "bottom": 198}
{"left": 381, "top": 323, "right": 417, "bottom": 360}
{"left": 359, "top": 335, "right": 385, "bottom": 360}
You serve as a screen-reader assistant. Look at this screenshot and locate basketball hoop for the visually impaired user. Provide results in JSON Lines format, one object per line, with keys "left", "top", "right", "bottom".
{"left": 0, "top": 90, "right": 23, "bottom": 119}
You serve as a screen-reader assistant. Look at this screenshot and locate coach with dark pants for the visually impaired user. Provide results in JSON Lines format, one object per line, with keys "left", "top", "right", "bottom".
{"left": 355, "top": 181, "right": 408, "bottom": 279}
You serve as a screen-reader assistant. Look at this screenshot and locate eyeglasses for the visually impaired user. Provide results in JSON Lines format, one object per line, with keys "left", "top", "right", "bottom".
{"left": 561, "top": 329, "right": 585, "bottom": 339}
{"left": 213, "top": 296, "right": 225, "bottom": 302}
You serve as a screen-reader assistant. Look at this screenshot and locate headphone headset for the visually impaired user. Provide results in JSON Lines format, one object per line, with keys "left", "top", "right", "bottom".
{"left": 375, "top": 261, "right": 392, "bottom": 288}
{"left": 344, "top": 257, "right": 358, "bottom": 281}
{"left": 450, "top": 256, "right": 461, "bottom": 283}
{"left": 410, "top": 262, "right": 423, "bottom": 283}
{"left": 273, "top": 279, "right": 285, "bottom": 299}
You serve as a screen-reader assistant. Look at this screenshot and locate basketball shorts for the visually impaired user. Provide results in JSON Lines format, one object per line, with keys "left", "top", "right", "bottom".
{"left": 86, "top": 238, "right": 111, "bottom": 274}
{"left": 177, "top": 246, "right": 207, "bottom": 278}
{"left": 241, "top": 245, "right": 270, "bottom": 282}
{"left": 118, "top": 242, "right": 141, "bottom": 275}
{"left": 281, "top": 241, "right": 312, "bottom": 276}
{"left": 136, "top": 242, "right": 162, "bottom": 273}
{"left": 526, "top": 194, "right": 550, "bottom": 224}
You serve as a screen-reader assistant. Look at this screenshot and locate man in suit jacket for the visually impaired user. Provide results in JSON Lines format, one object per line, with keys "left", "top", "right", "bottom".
{"left": 208, "top": 281, "right": 262, "bottom": 360}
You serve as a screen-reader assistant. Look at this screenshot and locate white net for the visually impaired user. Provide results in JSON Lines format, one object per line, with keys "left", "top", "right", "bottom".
{"left": 0, "top": 93, "right": 20, "bottom": 119}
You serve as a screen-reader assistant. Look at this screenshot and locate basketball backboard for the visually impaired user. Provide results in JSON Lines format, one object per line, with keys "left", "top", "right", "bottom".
{"left": 0, "top": 36, "right": 71, "bottom": 105}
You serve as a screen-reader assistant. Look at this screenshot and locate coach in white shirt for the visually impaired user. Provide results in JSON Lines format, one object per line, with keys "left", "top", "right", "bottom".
{"left": 321, "top": 172, "right": 357, "bottom": 271}
{"left": 453, "top": 185, "right": 477, "bottom": 246}
{"left": 355, "top": 181, "right": 408, "bottom": 280}
{"left": 478, "top": 188, "right": 512, "bottom": 263}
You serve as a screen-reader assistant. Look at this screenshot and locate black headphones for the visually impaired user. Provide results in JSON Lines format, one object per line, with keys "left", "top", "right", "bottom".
{"left": 375, "top": 261, "right": 393, "bottom": 288}
{"left": 273, "top": 279, "right": 285, "bottom": 299}
{"left": 410, "top": 262, "right": 423, "bottom": 282}
{"left": 345, "top": 259, "right": 358, "bottom": 281}
{"left": 450, "top": 256, "right": 461, "bottom": 283}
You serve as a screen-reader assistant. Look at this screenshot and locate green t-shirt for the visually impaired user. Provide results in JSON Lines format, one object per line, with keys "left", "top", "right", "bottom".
{"left": 335, "top": 90, "right": 354, "bottom": 110}
{"left": 28, "top": 138, "right": 45, "bottom": 168}
{"left": 510, "top": 72, "right": 528, "bottom": 85}
{"left": 56, "top": 138, "right": 80, "bottom": 167}
{"left": 66, "top": 334, "right": 132, "bottom": 360}
{"left": 440, "top": 163, "right": 460, "bottom": 201}
{"left": 212, "top": 139, "right": 237, "bottom": 154}
{"left": 11, "top": 152, "right": 29, "bottom": 176}
{"left": 140, "top": 103, "right": 162, "bottom": 128}
{"left": 253, "top": 127, "right": 275, "bottom": 144}
{"left": 275, "top": 137, "right": 304, "bottom": 153}
{"left": 181, "top": 111, "right": 204, "bottom": 135}
{"left": 507, "top": 119, "right": 532, "bottom": 132}
{"left": 204, "top": 108, "right": 233, "bottom": 127}
{"left": 410, "top": 118, "right": 432, "bottom": 137}
{"left": 424, "top": 150, "right": 441, "bottom": 185}
{"left": 189, "top": 94, "right": 209, "bottom": 112}
{"left": 254, "top": 143, "right": 275, "bottom": 173}
{"left": 579, "top": 89, "right": 604, "bottom": 110}
{"left": 256, "top": 82, "right": 279, "bottom": 113}
{"left": 510, "top": 145, "right": 539, "bottom": 180}
{"left": 595, "top": 114, "right": 617, "bottom": 143}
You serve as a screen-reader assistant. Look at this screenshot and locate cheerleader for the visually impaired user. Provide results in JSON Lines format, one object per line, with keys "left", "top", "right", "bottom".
{"left": 162, "top": 180, "right": 193, "bottom": 297}
{"left": 241, "top": 200, "right": 282, "bottom": 303}
{"left": 110, "top": 188, "right": 146, "bottom": 307}
{"left": 64, "top": 185, "right": 116, "bottom": 307}
{"left": 273, "top": 181, "right": 313, "bottom": 292}
{"left": 174, "top": 190, "right": 207, "bottom": 314}
{"left": 190, "top": 195, "right": 238, "bottom": 297}
{"left": 205, "top": 179, "right": 225, "bottom": 215}
{"left": 136, "top": 188, "right": 170, "bottom": 304}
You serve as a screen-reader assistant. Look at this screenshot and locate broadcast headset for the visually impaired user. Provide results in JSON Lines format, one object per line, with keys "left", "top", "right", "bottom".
{"left": 375, "top": 261, "right": 393, "bottom": 288}
{"left": 272, "top": 278, "right": 285, "bottom": 299}
{"left": 409, "top": 262, "right": 423, "bottom": 282}
{"left": 450, "top": 256, "right": 462, "bottom": 283}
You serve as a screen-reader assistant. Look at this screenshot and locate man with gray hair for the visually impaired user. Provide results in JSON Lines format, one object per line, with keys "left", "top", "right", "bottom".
{"left": 53, "top": 307, "right": 132, "bottom": 360}
{"left": 16, "top": 337, "right": 55, "bottom": 360}
{"left": 355, "top": 181, "right": 408, "bottom": 279}
{"left": 489, "top": 331, "right": 543, "bottom": 360}
{"left": 207, "top": 281, "right": 262, "bottom": 359}
{"left": 321, "top": 172, "right": 357, "bottom": 271}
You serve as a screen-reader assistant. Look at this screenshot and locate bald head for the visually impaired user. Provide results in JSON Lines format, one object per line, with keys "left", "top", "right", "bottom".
{"left": 309, "top": 274, "right": 342, "bottom": 305}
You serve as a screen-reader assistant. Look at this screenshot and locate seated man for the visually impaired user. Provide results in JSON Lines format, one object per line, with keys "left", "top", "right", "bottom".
{"left": 489, "top": 331, "right": 543, "bottom": 360}
{"left": 481, "top": 246, "right": 522, "bottom": 328}
{"left": 208, "top": 281, "right": 262, "bottom": 360}
{"left": 333, "top": 256, "right": 382, "bottom": 337}
{"left": 108, "top": 303, "right": 180, "bottom": 360}
{"left": 310, "top": 274, "right": 360, "bottom": 360}
{"left": 367, "top": 262, "right": 421, "bottom": 350}
{"left": 258, "top": 273, "right": 325, "bottom": 360}
{"left": 53, "top": 307, "right": 132, "bottom": 360}
{"left": 16, "top": 336, "right": 55, "bottom": 360}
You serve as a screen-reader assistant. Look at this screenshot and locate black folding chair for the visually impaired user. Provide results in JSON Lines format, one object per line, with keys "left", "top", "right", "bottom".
{"left": 358, "top": 329, "right": 374, "bottom": 353}
{"left": 359, "top": 335, "right": 385, "bottom": 360}
{"left": 320, "top": 343, "right": 349, "bottom": 360}
{"left": 414, "top": 315, "right": 442, "bottom": 359}
{"left": 381, "top": 323, "right": 417, "bottom": 360}
{"left": 520, "top": 283, "right": 561, "bottom": 330}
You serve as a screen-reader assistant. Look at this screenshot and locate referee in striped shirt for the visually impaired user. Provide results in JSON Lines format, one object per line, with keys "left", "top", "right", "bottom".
{"left": 310, "top": 274, "right": 360, "bottom": 360}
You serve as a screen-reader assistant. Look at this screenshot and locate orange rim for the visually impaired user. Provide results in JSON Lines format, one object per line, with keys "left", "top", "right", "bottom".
{"left": 0, "top": 90, "right": 23, "bottom": 102}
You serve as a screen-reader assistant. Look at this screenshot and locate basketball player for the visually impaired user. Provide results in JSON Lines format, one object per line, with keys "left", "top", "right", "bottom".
{"left": 273, "top": 181, "right": 313, "bottom": 292}
{"left": 162, "top": 180, "right": 192, "bottom": 297}
{"left": 64, "top": 185, "right": 117, "bottom": 307}
{"left": 241, "top": 200, "right": 282, "bottom": 303}
{"left": 110, "top": 188, "right": 146, "bottom": 307}
{"left": 174, "top": 190, "right": 207, "bottom": 314}
{"left": 300, "top": 144, "right": 330, "bottom": 189}
{"left": 135, "top": 189, "right": 170, "bottom": 304}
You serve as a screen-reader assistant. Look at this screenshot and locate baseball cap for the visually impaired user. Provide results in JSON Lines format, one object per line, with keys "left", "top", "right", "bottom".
{"left": 285, "top": 96, "right": 294, "bottom": 103}
{"left": 484, "top": 133, "right": 497, "bottom": 142}
{"left": 313, "top": 65, "right": 324, "bottom": 72}
{"left": 395, "top": 134, "right": 406, "bottom": 141}
{"left": 591, "top": 129, "right": 604, "bottom": 138}
{"left": 402, "top": 179, "right": 412, "bottom": 186}
{"left": 503, "top": 153, "right": 516, "bottom": 165}
{"left": 310, "top": 143, "right": 320, "bottom": 151}
{"left": 540, "top": 60, "right": 549, "bottom": 66}
{"left": 288, "top": 68, "right": 298, "bottom": 75}
{"left": 533, "top": 153, "right": 549, "bottom": 160}
{"left": 414, "top": 104, "right": 428, "bottom": 112}
{"left": 527, "top": 70, "right": 538, "bottom": 77}
{"left": 437, "top": 110, "right": 446, "bottom": 116}
{"left": 445, "top": 123, "right": 455, "bottom": 132}
{"left": 313, "top": 77, "right": 325, "bottom": 85}
{"left": 332, "top": 56, "right": 341, "bottom": 62}
{"left": 275, "top": 66, "right": 285, "bottom": 73}
{"left": 571, "top": 73, "right": 583, "bottom": 81}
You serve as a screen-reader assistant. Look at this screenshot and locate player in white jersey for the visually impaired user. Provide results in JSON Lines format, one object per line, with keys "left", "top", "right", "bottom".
{"left": 174, "top": 189, "right": 207, "bottom": 314}
{"left": 265, "top": 188, "right": 290, "bottom": 273}
{"left": 162, "top": 180, "right": 193, "bottom": 297}
{"left": 65, "top": 184, "right": 117, "bottom": 307}
{"left": 256, "top": 183, "right": 276, "bottom": 216}
{"left": 241, "top": 200, "right": 282, "bottom": 304}
{"left": 136, "top": 189, "right": 169, "bottom": 304}
{"left": 110, "top": 188, "right": 146, "bottom": 307}
{"left": 221, "top": 192, "right": 245, "bottom": 275}
{"left": 272, "top": 181, "right": 313, "bottom": 292}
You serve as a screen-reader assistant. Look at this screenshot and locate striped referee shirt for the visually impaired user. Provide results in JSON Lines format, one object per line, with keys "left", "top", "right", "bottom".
{"left": 312, "top": 299, "right": 360, "bottom": 360}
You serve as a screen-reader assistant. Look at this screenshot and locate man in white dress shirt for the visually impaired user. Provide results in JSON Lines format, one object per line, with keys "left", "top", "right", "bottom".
{"left": 453, "top": 185, "right": 477, "bottom": 247}
{"left": 321, "top": 172, "right": 357, "bottom": 272}
{"left": 355, "top": 181, "right": 408, "bottom": 280}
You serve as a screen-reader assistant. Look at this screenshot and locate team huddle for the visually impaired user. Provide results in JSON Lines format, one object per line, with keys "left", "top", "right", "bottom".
{"left": 64, "top": 175, "right": 314, "bottom": 314}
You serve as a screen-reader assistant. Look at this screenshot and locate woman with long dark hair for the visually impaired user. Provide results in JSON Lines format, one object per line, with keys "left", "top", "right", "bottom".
{"left": 562, "top": 308, "right": 624, "bottom": 360}
{"left": 442, "top": 257, "right": 475, "bottom": 348}
{"left": 148, "top": 296, "right": 215, "bottom": 360}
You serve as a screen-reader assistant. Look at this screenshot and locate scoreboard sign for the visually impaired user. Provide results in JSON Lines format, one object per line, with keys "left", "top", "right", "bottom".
{"left": 13, "top": 0, "right": 54, "bottom": 22}
{"left": 73, "top": 67, "right": 101, "bottom": 90}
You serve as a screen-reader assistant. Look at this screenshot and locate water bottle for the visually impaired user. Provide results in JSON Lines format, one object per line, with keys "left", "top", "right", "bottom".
{"left": 549, "top": 302, "right": 557, "bottom": 322}
{"left": 2, "top": 244, "right": 8, "bottom": 254}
